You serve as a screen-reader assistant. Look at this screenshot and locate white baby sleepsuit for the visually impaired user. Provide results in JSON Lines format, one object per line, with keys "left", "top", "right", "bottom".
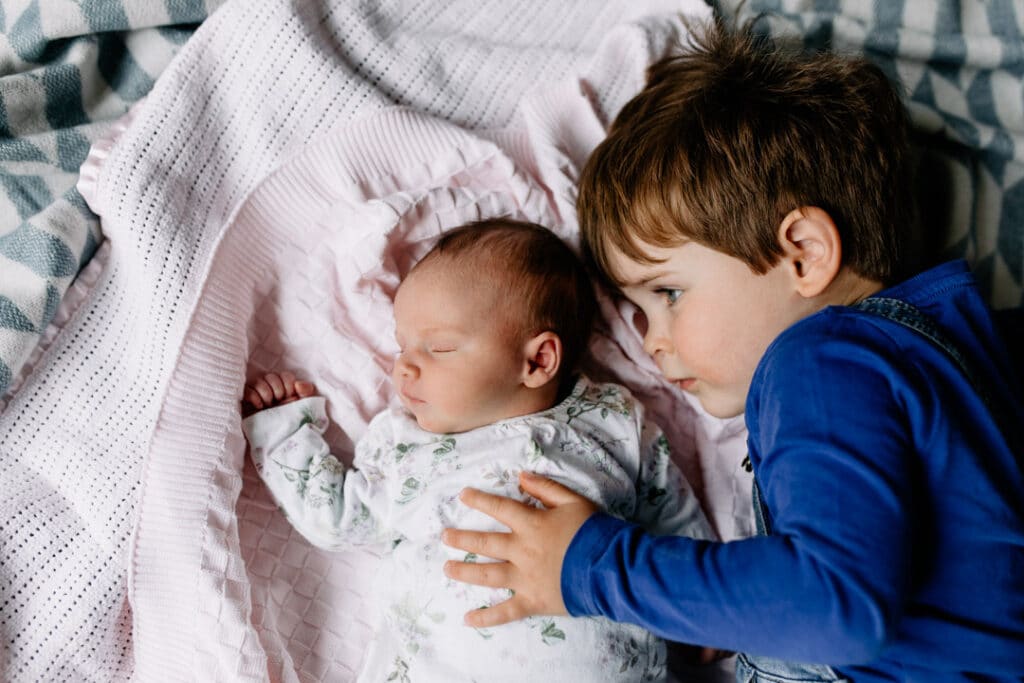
{"left": 242, "top": 376, "right": 713, "bottom": 682}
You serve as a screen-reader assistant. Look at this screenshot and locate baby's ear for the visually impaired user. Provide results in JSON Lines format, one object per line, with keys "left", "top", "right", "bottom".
{"left": 777, "top": 206, "right": 842, "bottom": 298}
{"left": 522, "top": 331, "right": 562, "bottom": 388}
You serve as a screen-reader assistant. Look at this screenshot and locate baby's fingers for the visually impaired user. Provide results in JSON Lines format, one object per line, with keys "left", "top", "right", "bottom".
{"left": 278, "top": 371, "right": 297, "bottom": 397}
{"left": 248, "top": 377, "right": 275, "bottom": 407}
{"left": 295, "top": 380, "right": 317, "bottom": 398}
{"left": 264, "top": 373, "right": 287, "bottom": 401}
{"left": 243, "top": 385, "right": 265, "bottom": 410}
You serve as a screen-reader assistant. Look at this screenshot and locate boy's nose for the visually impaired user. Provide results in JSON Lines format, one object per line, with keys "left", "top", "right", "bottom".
{"left": 642, "top": 330, "right": 671, "bottom": 358}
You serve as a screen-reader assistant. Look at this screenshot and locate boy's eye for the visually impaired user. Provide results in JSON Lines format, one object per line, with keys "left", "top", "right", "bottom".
{"left": 656, "top": 288, "right": 683, "bottom": 305}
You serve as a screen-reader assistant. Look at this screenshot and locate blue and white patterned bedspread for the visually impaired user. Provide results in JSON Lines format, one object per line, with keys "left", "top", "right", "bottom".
{"left": 716, "top": 0, "right": 1023, "bottom": 310}
{"left": 0, "top": 0, "right": 219, "bottom": 396}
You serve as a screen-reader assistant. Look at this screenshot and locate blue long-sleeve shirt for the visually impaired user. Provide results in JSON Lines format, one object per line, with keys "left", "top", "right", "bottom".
{"left": 562, "top": 261, "right": 1024, "bottom": 682}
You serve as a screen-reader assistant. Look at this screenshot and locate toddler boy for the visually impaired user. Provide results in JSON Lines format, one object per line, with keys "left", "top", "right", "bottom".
{"left": 442, "top": 20, "right": 1024, "bottom": 683}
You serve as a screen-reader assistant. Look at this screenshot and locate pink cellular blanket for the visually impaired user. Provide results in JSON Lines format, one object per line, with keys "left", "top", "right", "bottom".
{"left": 4, "top": 1, "right": 751, "bottom": 680}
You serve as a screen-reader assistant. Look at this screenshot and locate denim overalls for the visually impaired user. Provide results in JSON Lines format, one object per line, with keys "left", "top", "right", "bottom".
{"left": 736, "top": 296, "right": 1015, "bottom": 683}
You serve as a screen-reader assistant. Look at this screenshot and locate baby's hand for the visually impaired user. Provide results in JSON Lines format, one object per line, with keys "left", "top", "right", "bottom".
{"left": 242, "top": 371, "right": 317, "bottom": 415}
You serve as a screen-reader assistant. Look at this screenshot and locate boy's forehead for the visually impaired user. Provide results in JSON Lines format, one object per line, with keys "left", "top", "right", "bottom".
{"left": 605, "top": 239, "right": 688, "bottom": 285}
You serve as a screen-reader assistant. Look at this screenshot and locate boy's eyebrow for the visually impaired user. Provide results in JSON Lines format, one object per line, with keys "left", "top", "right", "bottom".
{"left": 618, "top": 270, "right": 670, "bottom": 287}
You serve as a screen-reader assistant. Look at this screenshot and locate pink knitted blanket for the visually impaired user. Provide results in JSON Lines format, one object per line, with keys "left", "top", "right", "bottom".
{"left": 3, "top": 1, "right": 751, "bottom": 680}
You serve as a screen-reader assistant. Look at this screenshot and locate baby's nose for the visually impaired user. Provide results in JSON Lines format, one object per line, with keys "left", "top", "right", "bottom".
{"left": 394, "top": 354, "right": 418, "bottom": 377}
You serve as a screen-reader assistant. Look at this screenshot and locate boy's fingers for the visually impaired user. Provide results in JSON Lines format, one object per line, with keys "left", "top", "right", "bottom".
{"left": 457, "top": 488, "right": 533, "bottom": 528}
{"left": 442, "top": 528, "right": 513, "bottom": 561}
{"left": 464, "top": 598, "right": 526, "bottom": 629}
{"left": 443, "top": 559, "right": 512, "bottom": 588}
{"left": 518, "top": 472, "right": 587, "bottom": 508}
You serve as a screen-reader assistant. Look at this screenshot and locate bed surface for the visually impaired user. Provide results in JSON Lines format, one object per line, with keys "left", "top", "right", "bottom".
{"left": 1, "top": 1, "right": 1021, "bottom": 681}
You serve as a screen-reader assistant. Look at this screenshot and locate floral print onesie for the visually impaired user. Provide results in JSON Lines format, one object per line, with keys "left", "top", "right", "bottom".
{"left": 242, "top": 376, "right": 713, "bottom": 682}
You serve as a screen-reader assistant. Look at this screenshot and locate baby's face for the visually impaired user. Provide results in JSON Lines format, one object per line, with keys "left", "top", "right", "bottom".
{"left": 391, "top": 261, "right": 526, "bottom": 433}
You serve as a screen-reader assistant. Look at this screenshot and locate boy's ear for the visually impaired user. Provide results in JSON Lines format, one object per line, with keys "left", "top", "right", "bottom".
{"left": 521, "top": 331, "right": 562, "bottom": 389}
{"left": 777, "top": 206, "right": 842, "bottom": 298}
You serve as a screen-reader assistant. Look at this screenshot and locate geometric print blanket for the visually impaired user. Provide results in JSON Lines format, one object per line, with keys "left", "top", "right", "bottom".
{"left": 718, "top": 0, "right": 1024, "bottom": 309}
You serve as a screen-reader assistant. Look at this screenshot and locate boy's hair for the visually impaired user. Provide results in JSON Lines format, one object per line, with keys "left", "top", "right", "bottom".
{"left": 415, "top": 218, "right": 596, "bottom": 379}
{"left": 578, "top": 18, "right": 914, "bottom": 286}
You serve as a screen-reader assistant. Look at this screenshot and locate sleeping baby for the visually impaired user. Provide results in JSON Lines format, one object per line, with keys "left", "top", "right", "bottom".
{"left": 241, "top": 218, "right": 714, "bottom": 681}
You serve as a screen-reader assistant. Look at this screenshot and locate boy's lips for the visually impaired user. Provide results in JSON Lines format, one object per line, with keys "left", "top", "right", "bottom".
{"left": 673, "top": 378, "right": 697, "bottom": 391}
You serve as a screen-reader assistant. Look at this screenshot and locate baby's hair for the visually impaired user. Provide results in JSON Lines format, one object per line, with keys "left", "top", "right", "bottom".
{"left": 579, "top": 16, "right": 913, "bottom": 286}
{"left": 414, "top": 218, "right": 596, "bottom": 380}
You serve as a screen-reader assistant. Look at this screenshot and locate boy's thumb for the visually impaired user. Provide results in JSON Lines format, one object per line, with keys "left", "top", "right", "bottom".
{"left": 519, "top": 471, "right": 586, "bottom": 508}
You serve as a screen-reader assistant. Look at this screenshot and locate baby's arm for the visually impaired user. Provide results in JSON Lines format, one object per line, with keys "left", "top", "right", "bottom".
{"left": 631, "top": 420, "right": 714, "bottom": 540}
{"left": 243, "top": 375, "right": 393, "bottom": 550}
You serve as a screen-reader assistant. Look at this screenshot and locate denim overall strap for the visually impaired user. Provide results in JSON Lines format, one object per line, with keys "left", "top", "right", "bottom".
{"left": 742, "top": 479, "right": 849, "bottom": 681}
{"left": 751, "top": 474, "right": 771, "bottom": 537}
{"left": 853, "top": 296, "right": 1021, "bottom": 456}
{"left": 853, "top": 297, "right": 992, "bottom": 403}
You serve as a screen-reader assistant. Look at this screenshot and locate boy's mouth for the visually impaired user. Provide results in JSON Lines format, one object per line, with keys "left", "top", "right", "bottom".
{"left": 673, "top": 378, "right": 697, "bottom": 391}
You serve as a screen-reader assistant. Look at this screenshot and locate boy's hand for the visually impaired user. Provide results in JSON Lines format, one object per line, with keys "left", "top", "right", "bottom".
{"left": 242, "top": 371, "right": 317, "bottom": 415}
{"left": 442, "top": 471, "right": 598, "bottom": 627}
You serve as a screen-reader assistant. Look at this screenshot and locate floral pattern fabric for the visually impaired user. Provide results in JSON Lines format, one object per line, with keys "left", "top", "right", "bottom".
{"left": 242, "top": 376, "right": 713, "bottom": 681}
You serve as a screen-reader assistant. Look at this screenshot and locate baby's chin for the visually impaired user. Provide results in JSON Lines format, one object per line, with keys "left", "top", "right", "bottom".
{"left": 411, "top": 412, "right": 476, "bottom": 435}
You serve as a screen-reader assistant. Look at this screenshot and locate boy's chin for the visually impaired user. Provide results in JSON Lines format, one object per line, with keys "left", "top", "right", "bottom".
{"left": 695, "top": 394, "right": 745, "bottom": 420}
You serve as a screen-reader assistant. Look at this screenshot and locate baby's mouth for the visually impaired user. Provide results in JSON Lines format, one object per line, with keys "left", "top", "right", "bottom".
{"left": 401, "top": 389, "right": 425, "bottom": 405}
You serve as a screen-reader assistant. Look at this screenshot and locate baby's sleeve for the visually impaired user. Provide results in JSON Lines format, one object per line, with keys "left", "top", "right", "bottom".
{"left": 242, "top": 397, "right": 394, "bottom": 551}
{"left": 632, "top": 415, "right": 716, "bottom": 541}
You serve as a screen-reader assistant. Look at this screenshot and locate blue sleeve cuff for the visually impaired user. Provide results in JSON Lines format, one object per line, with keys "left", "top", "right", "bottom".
{"left": 561, "top": 512, "right": 635, "bottom": 617}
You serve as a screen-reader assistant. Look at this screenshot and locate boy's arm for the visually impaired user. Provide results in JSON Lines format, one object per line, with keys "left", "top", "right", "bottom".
{"left": 445, "top": 397, "right": 911, "bottom": 662}
{"left": 244, "top": 397, "right": 394, "bottom": 550}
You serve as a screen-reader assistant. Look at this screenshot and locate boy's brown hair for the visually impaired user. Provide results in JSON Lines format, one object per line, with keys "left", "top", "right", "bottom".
{"left": 578, "top": 18, "right": 914, "bottom": 286}
{"left": 416, "top": 218, "right": 596, "bottom": 381}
